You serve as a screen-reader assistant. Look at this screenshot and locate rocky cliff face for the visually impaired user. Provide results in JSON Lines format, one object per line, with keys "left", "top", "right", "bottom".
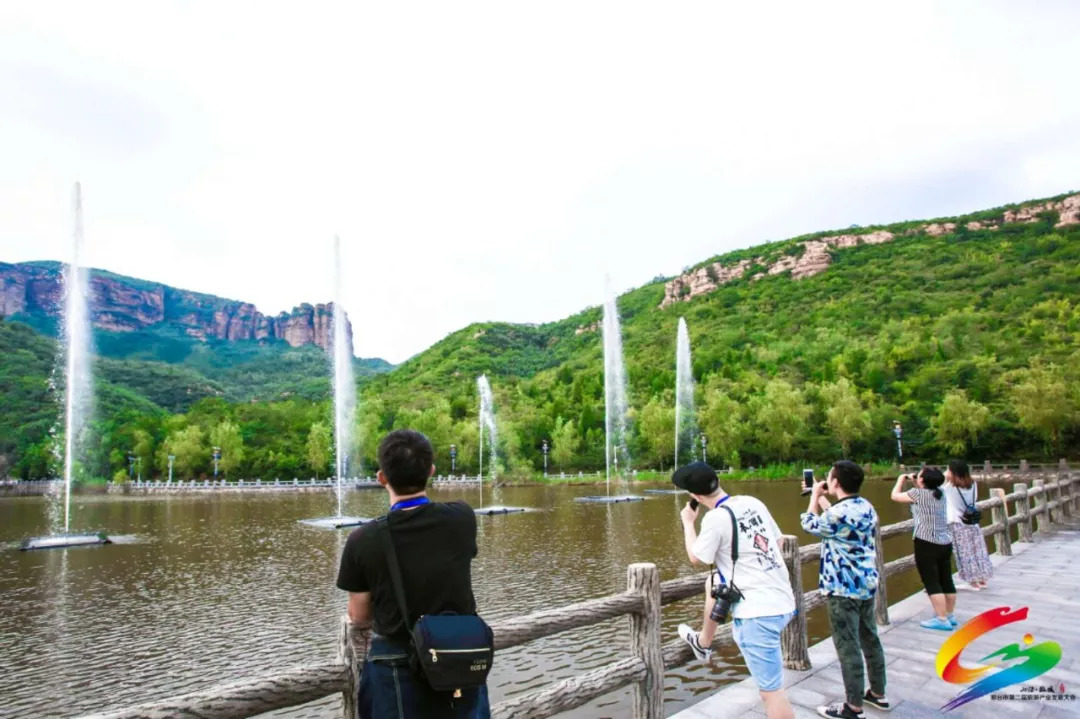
{"left": 661, "top": 193, "right": 1080, "bottom": 308}
{"left": 0, "top": 262, "right": 349, "bottom": 351}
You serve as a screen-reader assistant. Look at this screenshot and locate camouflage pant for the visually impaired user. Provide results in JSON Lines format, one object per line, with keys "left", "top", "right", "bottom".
{"left": 826, "top": 596, "right": 887, "bottom": 707}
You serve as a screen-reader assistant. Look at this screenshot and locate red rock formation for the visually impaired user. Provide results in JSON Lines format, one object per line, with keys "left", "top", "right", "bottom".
{"left": 0, "top": 262, "right": 350, "bottom": 351}
{"left": 659, "top": 194, "right": 1080, "bottom": 308}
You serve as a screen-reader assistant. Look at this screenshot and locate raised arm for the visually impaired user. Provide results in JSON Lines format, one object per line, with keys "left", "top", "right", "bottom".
{"left": 801, "top": 481, "right": 840, "bottom": 537}
{"left": 891, "top": 474, "right": 914, "bottom": 504}
{"left": 681, "top": 502, "right": 707, "bottom": 565}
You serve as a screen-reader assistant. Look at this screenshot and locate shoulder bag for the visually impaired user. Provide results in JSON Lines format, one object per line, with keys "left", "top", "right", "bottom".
{"left": 378, "top": 517, "right": 494, "bottom": 693}
{"left": 956, "top": 485, "right": 982, "bottom": 525}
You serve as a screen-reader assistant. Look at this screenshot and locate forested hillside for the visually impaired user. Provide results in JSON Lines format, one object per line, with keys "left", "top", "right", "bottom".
{"left": 2, "top": 192, "right": 1078, "bottom": 481}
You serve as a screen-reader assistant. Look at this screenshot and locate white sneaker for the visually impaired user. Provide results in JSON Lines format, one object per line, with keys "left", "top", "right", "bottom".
{"left": 678, "top": 623, "right": 712, "bottom": 663}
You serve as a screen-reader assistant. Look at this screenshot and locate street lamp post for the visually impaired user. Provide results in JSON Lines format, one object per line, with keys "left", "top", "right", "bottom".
{"left": 127, "top": 452, "right": 136, "bottom": 479}
{"left": 450, "top": 444, "right": 457, "bottom": 476}
{"left": 542, "top": 439, "right": 549, "bottom": 477}
{"left": 893, "top": 421, "right": 903, "bottom": 463}
{"left": 136, "top": 457, "right": 142, "bottom": 483}
{"left": 213, "top": 446, "right": 222, "bottom": 478}
{"left": 168, "top": 454, "right": 175, "bottom": 483}
{"left": 701, "top": 435, "right": 708, "bottom": 465}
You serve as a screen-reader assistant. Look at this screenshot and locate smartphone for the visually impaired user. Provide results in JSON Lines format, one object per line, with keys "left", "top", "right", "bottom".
{"left": 689, "top": 498, "right": 700, "bottom": 510}
{"left": 800, "top": 468, "right": 814, "bottom": 496}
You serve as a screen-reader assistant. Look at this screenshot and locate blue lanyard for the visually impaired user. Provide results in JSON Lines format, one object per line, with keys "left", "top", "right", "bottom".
{"left": 714, "top": 495, "right": 731, "bottom": 509}
{"left": 390, "top": 497, "right": 430, "bottom": 512}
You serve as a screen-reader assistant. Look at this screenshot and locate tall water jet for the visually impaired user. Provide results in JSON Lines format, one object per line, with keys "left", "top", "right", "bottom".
{"left": 477, "top": 375, "right": 497, "bottom": 508}
{"left": 471, "top": 375, "right": 528, "bottom": 515}
{"left": 61, "top": 183, "right": 93, "bottom": 533}
{"left": 573, "top": 280, "right": 644, "bottom": 504}
{"left": 298, "top": 237, "right": 366, "bottom": 529}
{"left": 602, "top": 277, "right": 630, "bottom": 493}
{"left": 674, "top": 317, "right": 697, "bottom": 468}
{"left": 331, "top": 236, "right": 356, "bottom": 519}
{"left": 22, "top": 184, "right": 111, "bottom": 549}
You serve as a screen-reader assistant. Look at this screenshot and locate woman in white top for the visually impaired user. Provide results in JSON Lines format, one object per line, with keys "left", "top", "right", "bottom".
{"left": 944, "top": 460, "right": 993, "bottom": 590}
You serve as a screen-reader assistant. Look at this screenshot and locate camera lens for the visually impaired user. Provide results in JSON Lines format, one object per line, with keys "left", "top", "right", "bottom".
{"left": 710, "top": 597, "right": 731, "bottom": 623}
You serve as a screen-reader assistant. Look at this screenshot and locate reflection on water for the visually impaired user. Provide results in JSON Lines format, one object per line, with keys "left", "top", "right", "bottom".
{"left": 0, "top": 479, "right": 982, "bottom": 718}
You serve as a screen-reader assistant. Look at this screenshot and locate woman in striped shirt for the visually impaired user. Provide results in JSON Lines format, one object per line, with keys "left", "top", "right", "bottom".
{"left": 891, "top": 467, "right": 956, "bottom": 632}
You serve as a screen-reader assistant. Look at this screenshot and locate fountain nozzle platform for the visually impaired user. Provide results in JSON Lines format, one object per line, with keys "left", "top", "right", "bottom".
{"left": 20, "top": 532, "right": 112, "bottom": 551}
{"left": 474, "top": 505, "right": 529, "bottom": 516}
{"left": 574, "top": 495, "right": 646, "bottom": 504}
{"left": 299, "top": 516, "right": 373, "bottom": 529}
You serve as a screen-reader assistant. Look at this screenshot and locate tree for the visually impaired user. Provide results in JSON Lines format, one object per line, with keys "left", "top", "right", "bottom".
{"left": 132, "top": 428, "right": 155, "bottom": 479}
{"left": 209, "top": 420, "right": 245, "bottom": 478}
{"left": 160, "top": 425, "right": 207, "bottom": 479}
{"left": 699, "top": 379, "right": 747, "bottom": 468}
{"left": 306, "top": 421, "right": 332, "bottom": 479}
{"left": 932, "top": 390, "right": 990, "bottom": 455}
{"left": 752, "top": 379, "right": 810, "bottom": 462}
{"left": 820, "top": 378, "right": 872, "bottom": 458}
{"left": 638, "top": 394, "right": 675, "bottom": 471}
{"left": 550, "top": 416, "right": 578, "bottom": 471}
{"left": 1009, "top": 365, "right": 1077, "bottom": 453}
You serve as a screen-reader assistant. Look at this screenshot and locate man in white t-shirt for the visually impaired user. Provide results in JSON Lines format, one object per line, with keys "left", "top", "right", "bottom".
{"left": 675, "top": 462, "right": 797, "bottom": 719}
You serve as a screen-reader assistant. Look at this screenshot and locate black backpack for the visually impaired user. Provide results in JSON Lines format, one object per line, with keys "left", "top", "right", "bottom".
{"left": 955, "top": 485, "right": 982, "bottom": 525}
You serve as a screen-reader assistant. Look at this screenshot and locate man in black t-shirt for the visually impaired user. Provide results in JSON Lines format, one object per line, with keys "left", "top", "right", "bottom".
{"left": 337, "top": 429, "right": 488, "bottom": 718}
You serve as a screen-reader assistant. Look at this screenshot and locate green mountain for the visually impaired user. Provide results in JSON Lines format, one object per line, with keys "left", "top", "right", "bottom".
{"left": 2, "top": 191, "right": 1078, "bottom": 481}
{"left": 357, "top": 190, "right": 1080, "bottom": 476}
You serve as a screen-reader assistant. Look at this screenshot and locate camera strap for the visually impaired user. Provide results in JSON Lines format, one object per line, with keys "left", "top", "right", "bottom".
{"left": 722, "top": 505, "right": 739, "bottom": 584}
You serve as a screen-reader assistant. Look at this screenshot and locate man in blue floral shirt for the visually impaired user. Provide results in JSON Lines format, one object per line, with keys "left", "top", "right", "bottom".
{"left": 801, "top": 460, "right": 889, "bottom": 719}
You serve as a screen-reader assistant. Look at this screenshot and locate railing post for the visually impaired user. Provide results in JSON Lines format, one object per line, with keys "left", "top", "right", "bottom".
{"left": 1056, "top": 472, "right": 1071, "bottom": 520}
{"left": 990, "top": 488, "right": 1012, "bottom": 556}
{"left": 780, "top": 535, "right": 810, "bottom": 670}
{"left": 1045, "top": 478, "right": 1058, "bottom": 523}
{"left": 339, "top": 617, "right": 370, "bottom": 719}
{"left": 1013, "top": 483, "right": 1033, "bottom": 543}
{"left": 983, "top": 460, "right": 992, "bottom": 476}
{"left": 627, "top": 563, "right": 663, "bottom": 719}
{"left": 1032, "top": 479, "right": 1047, "bottom": 533}
{"left": 1020, "top": 459, "right": 1030, "bottom": 473}
{"left": 873, "top": 522, "right": 889, "bottom": 626}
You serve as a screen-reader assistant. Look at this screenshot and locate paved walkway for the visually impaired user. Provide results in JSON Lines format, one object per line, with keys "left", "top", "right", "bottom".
{"left": 670, "top": 528, "right": 1080, "bottom": 719}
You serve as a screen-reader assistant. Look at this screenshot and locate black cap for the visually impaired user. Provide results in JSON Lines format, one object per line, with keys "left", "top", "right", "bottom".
{"left": 672, "top": 462, "right": 719, "bottom": 495}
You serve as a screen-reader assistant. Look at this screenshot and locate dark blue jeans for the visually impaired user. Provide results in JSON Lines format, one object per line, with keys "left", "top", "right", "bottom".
{"left": 358, "top": 636, "right": 491, "bottom": 719}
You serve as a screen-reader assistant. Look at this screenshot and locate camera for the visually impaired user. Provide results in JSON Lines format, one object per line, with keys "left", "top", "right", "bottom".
{"left": 800, "top": 468, "right": 814, "bottom": 496}
{"left": 709, "top": 580, "right": 743, "bottom": 623}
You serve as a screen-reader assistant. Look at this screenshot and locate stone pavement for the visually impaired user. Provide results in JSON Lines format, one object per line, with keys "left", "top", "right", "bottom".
{"left": 669, "top": 528, "right": 1080, "bottom": 719}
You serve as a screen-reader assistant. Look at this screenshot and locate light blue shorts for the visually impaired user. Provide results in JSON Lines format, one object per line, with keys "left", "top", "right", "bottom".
{"left": 732, "top": 611, "right": 796, "bottom": 692}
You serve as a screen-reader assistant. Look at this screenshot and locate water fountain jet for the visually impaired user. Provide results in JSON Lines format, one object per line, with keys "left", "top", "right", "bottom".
{"left": 575, "top": 278, "right": 644, "bottom": 504}
{"left": 474, "top": 375, "right": 527, "bottom": 515}
{"left": 22, "top": 183, "right": 111, "bottom": 549}
{"left": 299, "top": 237, "right": 370, "bottom": 529}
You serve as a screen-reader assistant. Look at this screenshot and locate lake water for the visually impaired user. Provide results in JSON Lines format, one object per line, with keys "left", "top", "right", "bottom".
{"left": 0, "top": 479, "right": 962, "bottom": 718}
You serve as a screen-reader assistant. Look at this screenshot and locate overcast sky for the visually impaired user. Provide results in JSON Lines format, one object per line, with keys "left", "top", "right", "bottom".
{"left": 1, "top": 2, "right": 1077, "bottom": 363}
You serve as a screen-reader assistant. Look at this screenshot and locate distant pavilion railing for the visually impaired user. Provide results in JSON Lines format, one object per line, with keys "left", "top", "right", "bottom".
{"left": 77, "top": 463, "right": 1079, "bottom": 719}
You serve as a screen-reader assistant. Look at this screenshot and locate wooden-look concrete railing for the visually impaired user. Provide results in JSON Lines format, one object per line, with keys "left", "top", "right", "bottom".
{"left": 79, "top": 471, "right": 1079, "bottom": 719}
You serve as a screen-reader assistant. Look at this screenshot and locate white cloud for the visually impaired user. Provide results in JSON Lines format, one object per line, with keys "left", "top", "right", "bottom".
{"left": 0, "top": 0, "right": 1077, "bottom": 363}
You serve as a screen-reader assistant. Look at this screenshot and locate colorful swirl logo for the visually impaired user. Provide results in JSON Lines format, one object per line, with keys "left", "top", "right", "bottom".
{"left": 936, "top": 606, "right": 1062, "bottom": 711}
